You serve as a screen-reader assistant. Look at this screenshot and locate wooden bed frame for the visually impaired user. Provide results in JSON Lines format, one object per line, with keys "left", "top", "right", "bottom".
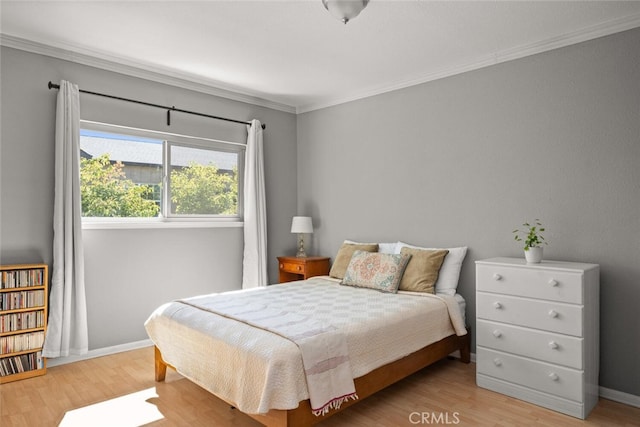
{"left": 154, "top": 328, "right": 471, "bottom": 427}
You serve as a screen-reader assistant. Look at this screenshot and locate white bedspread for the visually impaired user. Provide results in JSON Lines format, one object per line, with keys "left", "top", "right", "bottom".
{"left": 144, "top": 276, "right": 467, "bottom": 415}
{"left": 179, "top": 294, "right": 357, "bottom": 416}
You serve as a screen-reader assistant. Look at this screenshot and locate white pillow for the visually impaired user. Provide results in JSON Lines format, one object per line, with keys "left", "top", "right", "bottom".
{"left": 395, "top": 242, "right": 467, "bottom": 296}
{"left": 344, "top": 240, "right": 397, "bottom": 254}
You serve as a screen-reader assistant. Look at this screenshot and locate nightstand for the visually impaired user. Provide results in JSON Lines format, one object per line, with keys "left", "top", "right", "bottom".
{"left": 277, "top": 256, "right": 330, "bottom": 283}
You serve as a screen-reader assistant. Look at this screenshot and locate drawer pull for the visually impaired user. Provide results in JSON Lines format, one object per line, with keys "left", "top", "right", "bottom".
{"left": 297, "top": 266, "right": 302, "bottom": 271}
{"left": 548, "top": 309, "right": 559, "bottom": 318}
{"left": 279, "top": 264, "right": 284, "bottom": 268}
{"left": 492, "top": 330, "right": 502, "bottom": 338}
{"left": 548, "top": 372, "right": 559, "bottom": 381}
{"left": 493, "top": 301, "right": 502, "bottom": 309}
{"left": 493, "top": 273, "right": 503, "bottom": 281}
{"left": 493, "top": 358, "right": 502, "bottom": 367}
{"left": 548, "top": 341, "right": 559, "bottom": 350}
{"left": 549, "top": 278, "right": 559, "bottom": 287}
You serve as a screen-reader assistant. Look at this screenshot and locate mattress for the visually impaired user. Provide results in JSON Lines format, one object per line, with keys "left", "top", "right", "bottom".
{"left": 145, "top": 276, "right": 467, "bottom": 414}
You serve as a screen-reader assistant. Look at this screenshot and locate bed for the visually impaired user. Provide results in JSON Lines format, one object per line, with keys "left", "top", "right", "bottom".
{"left": 145, "top": 241, "right": 471, "bottom": 427}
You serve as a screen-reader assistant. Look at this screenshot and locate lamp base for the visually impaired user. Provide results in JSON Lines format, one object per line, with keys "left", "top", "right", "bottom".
{"left": 296, "top": 234, "right": 308, "bottom": 258}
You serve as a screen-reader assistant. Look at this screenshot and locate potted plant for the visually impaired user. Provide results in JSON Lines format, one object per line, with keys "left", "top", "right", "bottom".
{"left": 513, "top": 219, "right": 547, "bottom": 263}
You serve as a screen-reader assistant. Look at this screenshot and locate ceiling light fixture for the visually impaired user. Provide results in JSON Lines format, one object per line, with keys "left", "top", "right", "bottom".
{"left": 322, "top": 0, "right": 370, "bottom": 24}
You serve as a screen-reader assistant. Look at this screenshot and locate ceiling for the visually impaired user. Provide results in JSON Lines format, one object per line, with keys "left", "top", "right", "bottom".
{"left": 2, "top": 1, "right": 640, "bottom": 113}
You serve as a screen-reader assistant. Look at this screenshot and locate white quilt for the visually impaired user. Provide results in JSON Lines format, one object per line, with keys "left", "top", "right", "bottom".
{"left": 144, "top": 276, "right": 467, "bottom": 415}
{"left": 179, "top": 294, "right": 358, "bottom": 416}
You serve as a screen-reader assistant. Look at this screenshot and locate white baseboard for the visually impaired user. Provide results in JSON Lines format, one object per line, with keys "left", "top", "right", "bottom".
{"left": 45, "top": 339, "right": 153, "bottom": 367}
{"left": 46, "top": 345, "right": 638, "bottom": 409}
{"left": 599, "top": 386, "right": 640, "bottom": 408}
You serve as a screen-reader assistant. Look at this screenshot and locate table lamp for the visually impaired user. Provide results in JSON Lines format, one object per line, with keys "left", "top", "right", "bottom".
{"left": 291, "top": 216, "right": 313, "bottom": 258}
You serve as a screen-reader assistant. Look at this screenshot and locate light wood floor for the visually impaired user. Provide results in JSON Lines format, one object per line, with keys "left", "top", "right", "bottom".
{"left": 1, "top": 346, "right": 638, "bottom": 426}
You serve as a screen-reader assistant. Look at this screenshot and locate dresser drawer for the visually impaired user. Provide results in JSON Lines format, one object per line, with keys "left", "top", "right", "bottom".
{"left": 477, "top": 320, "right": 583, "bottom": 369}
{"left": 476, "top": 263, "right": 583, "bottom": 304}
{"left": 279, "top": 261, "right": 304, "bottom": 274}
{"left": 477, "top": 348, "right": 583, "bottom": 402}
{"left": 477, "top": 292, "right": 583, "bottom": 336}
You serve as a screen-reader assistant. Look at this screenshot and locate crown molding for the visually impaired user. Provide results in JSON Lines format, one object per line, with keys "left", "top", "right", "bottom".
{"left": 296, "top": 12, "right": 640, "bottom": 113}
{"left": 0, "top": 33, "right": 296, "bottom": 114}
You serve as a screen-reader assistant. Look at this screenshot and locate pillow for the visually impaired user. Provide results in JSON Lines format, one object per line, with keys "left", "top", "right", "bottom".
{"left": 341, "top": 250, "right": 412, "bottom": 293}
{"left": 344, "top": 240, "right": 397, "bottom": 254}
{"left": 396, "top": 242, "right": 468, "bottom": 296}
{"left": 329, "top": 242, "right": 379, "bottom": 279}
{"left": 398, "top": 247, "right": 449, "bottom": 293}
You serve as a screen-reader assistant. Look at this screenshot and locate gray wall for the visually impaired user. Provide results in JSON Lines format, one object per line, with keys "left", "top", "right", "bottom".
{"left": 297, "top": 28, "right": 640, "bottom": 396}
{"left": 0, "top": 46, "right": 298, "bottom": 350}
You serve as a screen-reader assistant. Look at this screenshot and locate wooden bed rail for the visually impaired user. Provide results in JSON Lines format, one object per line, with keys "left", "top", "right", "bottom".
{"left": 154, "top": 329, "right": 471, "bottom": 427}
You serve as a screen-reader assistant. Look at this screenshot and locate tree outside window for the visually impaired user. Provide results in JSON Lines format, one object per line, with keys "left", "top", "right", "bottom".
{"left": 80, "top": 154, "right": 160, "bottom": 217}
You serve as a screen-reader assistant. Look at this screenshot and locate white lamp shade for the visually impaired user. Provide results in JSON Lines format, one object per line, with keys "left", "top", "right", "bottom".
{"left": 291, "top": 216, "right": 313, "bottom": 234}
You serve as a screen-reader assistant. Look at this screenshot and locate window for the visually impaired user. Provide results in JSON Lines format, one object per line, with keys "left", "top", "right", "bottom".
{"left": 79, "top": 122, "right": 244, "bottom": 223}
{"left": 168, "top": 144, "right": 239, "bottom": 216}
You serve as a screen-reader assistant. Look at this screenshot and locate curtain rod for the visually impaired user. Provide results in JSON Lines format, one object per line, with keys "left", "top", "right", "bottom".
{"left": 47, "top": 81, "right": 265, "bottom": 130}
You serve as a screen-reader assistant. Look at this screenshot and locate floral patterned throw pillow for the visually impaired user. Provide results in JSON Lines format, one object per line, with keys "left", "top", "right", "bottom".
{"left": 341, "top": 250, "right": 412, "bottom": 293}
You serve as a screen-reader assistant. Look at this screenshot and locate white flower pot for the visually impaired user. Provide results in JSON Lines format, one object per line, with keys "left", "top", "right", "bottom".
{"left": 524, "top": 246, "right": 543, "bottom": 263}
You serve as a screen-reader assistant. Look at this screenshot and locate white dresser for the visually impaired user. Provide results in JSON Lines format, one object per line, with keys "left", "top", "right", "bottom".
{"left": 476, "top": 257, "right": 599, "bottom": 419}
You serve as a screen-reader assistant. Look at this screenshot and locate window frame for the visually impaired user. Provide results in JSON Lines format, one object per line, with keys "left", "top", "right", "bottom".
{"left": 80, "top": 120, "right": 245, "bottom": 229}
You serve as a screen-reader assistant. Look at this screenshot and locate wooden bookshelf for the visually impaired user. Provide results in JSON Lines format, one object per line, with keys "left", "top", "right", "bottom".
{"left": 0, "top": 263, "right": 48, "bottom": 383}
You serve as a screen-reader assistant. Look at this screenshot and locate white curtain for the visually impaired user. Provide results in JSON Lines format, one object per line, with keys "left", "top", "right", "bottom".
{"left": 42, "top": 80, "right": 89, "bottom": 358}
{"left": 242, "top": 120, "right": 268, "bottom": 289}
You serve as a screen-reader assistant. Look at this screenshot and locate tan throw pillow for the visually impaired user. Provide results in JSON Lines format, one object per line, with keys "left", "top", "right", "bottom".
{"left": 398, "top": 247, "right": 449, "bottom": 293}
{"left": 329, "top": 243, "right": 379, "bottom": 279}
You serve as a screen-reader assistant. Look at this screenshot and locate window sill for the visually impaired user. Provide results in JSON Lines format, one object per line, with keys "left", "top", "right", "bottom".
{"left": 82, "top": 219, "right": 244, "bottom": 230}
